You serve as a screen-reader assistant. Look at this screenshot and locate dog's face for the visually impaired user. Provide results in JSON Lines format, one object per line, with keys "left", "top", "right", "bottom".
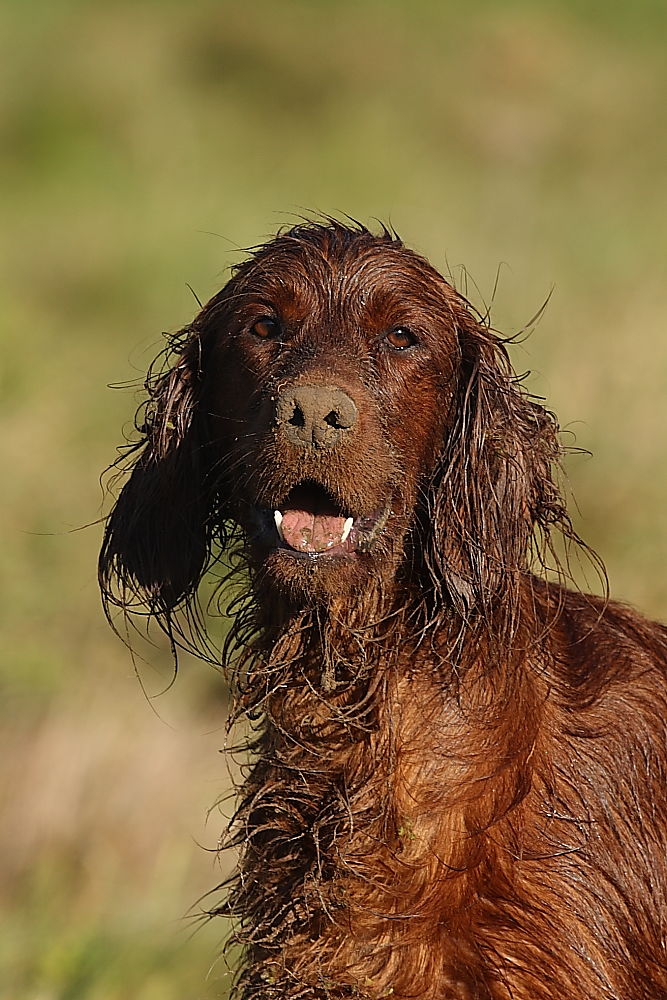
{"left": 202, "top": 227, "right": 460, "bottom": 602}
{"left": 100, "top": 222, "right": 564, "bottom": 624}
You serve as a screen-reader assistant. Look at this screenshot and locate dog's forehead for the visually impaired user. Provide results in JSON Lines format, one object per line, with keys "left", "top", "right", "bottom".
{"left": 239, "top": 234, "right": 454, "bottom": 321}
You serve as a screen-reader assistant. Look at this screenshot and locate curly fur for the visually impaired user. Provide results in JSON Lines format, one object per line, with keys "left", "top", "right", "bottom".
{"left": 100, "top": 220, "right": 667, "bottom": 999}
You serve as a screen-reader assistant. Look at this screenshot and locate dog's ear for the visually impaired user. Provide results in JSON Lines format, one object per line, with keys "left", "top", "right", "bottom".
{"left": 99, "top": 325, "right": 221, "bottom": 619}
{"left": 426, "top": 302, "right": 569, "bottom": 621}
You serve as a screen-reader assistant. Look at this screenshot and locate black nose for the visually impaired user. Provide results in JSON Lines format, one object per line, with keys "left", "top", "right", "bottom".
{"left": 275, "top": 385, "right": 358, "bottom": 450}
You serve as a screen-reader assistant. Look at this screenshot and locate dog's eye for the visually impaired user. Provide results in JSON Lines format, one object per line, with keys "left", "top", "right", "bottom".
{"left": 250, "top": 317, "right": 281, "bottom": 340}
{"left": 385, "top": 327, "right": 417, "bottom": 351}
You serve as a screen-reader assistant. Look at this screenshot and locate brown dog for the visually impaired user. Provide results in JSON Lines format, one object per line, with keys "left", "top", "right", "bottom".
{"left": 100, "top": 220, "right": 667, "bottom": 999}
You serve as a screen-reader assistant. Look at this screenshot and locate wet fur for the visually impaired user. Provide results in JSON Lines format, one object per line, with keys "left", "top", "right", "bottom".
{"left": 100, "top": 221, "right": 667, "bottom": 998}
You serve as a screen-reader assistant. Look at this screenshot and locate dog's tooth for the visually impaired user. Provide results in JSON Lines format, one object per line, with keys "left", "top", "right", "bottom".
{"left": 274, "top": 510, "right": 284, "bottom": 540}
{"left": 341, "top": 517, "right": 354, "bottom": 543}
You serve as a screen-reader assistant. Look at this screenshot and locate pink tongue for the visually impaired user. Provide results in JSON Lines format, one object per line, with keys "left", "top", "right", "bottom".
{"left": 281, "top": 510, "right": 347, "bottom": 553}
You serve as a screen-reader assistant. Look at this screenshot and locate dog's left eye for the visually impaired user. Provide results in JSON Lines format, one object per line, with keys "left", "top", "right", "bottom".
{"left": 250, "top": 317, "right": 281, "bottom": 340}
{"left": 385, "top": 327, "right": 417, "bottom": 351}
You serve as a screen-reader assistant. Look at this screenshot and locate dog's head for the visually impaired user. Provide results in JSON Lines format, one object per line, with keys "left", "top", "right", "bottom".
{"left": 100, "top": 221, "right": 569, "bottom": 630}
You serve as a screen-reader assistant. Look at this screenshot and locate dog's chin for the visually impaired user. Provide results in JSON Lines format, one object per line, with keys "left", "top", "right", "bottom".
{"left": 258, "top": 545, "right": 380, "bottom": 606}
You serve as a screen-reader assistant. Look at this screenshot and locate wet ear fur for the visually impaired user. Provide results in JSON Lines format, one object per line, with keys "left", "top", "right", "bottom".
{"left": 99, "top": 326, "right": 221, "bottom": 618}
{"left": 427, "top": 301, "right": 569, "bottom": 620}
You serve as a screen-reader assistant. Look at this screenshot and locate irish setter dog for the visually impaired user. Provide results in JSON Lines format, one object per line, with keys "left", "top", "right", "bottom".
{"left": 99, "top": 221, "right": 667, "bottom": 999}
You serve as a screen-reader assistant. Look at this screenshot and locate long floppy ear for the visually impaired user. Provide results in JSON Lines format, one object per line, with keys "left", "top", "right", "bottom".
{"left": 427, "top": 300, "right": 571, "bottom": 624}
{"left": 99, "top": 324, "right": 221, "bottom": 621}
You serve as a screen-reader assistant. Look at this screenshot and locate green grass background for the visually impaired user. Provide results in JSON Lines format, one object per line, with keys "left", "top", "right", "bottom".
{"left": 1, "top": 0, "right": 666, "bottom": 996}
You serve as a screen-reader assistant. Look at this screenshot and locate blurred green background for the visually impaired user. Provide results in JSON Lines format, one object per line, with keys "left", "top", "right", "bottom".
{"left": 1, "top": 0, "right": 666, "bottom": 996}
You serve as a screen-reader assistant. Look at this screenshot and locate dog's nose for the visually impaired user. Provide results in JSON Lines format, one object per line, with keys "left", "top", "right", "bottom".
{"left": 275, "top": 385, "right": 358, "bottom": 450}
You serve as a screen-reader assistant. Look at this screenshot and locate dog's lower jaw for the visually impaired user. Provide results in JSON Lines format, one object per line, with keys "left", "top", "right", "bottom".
{"left": 245, "top": 529, "right": 412, "bottom": 629}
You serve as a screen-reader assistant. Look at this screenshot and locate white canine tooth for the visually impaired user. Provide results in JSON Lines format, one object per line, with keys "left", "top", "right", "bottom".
{"left": 274, "top": 510, "right": 284, "bottom": 540}
{"left": 341, "top": 517, "right": 354, "bottom": 543}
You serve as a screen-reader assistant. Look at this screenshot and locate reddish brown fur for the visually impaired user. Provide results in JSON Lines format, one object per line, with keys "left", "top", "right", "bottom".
{"left": 100, "top": 221, "right": 667, "bottom": 998}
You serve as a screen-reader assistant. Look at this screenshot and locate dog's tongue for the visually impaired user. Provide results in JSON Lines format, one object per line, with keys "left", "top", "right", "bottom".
{"left": 281, "top": 510, "right": 347, "bottom": 553}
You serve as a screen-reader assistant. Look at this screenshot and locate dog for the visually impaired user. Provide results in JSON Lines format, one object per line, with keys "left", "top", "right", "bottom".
{"left": 99, "top": 220, "right": 667, "bottom": 999}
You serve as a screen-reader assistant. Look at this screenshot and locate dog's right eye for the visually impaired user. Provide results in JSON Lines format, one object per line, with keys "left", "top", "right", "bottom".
{"left": 250, "top": 317, "right": 281, "bottom": 340}
{"left": 385, "top": 327, "right": 418, "bottom": 351}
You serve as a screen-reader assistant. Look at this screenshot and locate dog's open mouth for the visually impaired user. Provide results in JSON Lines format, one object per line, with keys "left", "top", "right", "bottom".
{"left": 264, "top": 480, "right": 388, "bottom": 558}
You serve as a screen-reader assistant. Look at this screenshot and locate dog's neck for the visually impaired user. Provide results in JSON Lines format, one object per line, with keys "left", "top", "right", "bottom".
{"left": 227, "top": 568, "right": 544, "bottom": 831}
{"left": 237, "top": 565, "right": 534, "bottom": 700}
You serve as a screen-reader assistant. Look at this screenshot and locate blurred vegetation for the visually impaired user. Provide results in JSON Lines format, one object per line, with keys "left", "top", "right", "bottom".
{"left": 1, "top": 0, "right": 666, "bottom": 996}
